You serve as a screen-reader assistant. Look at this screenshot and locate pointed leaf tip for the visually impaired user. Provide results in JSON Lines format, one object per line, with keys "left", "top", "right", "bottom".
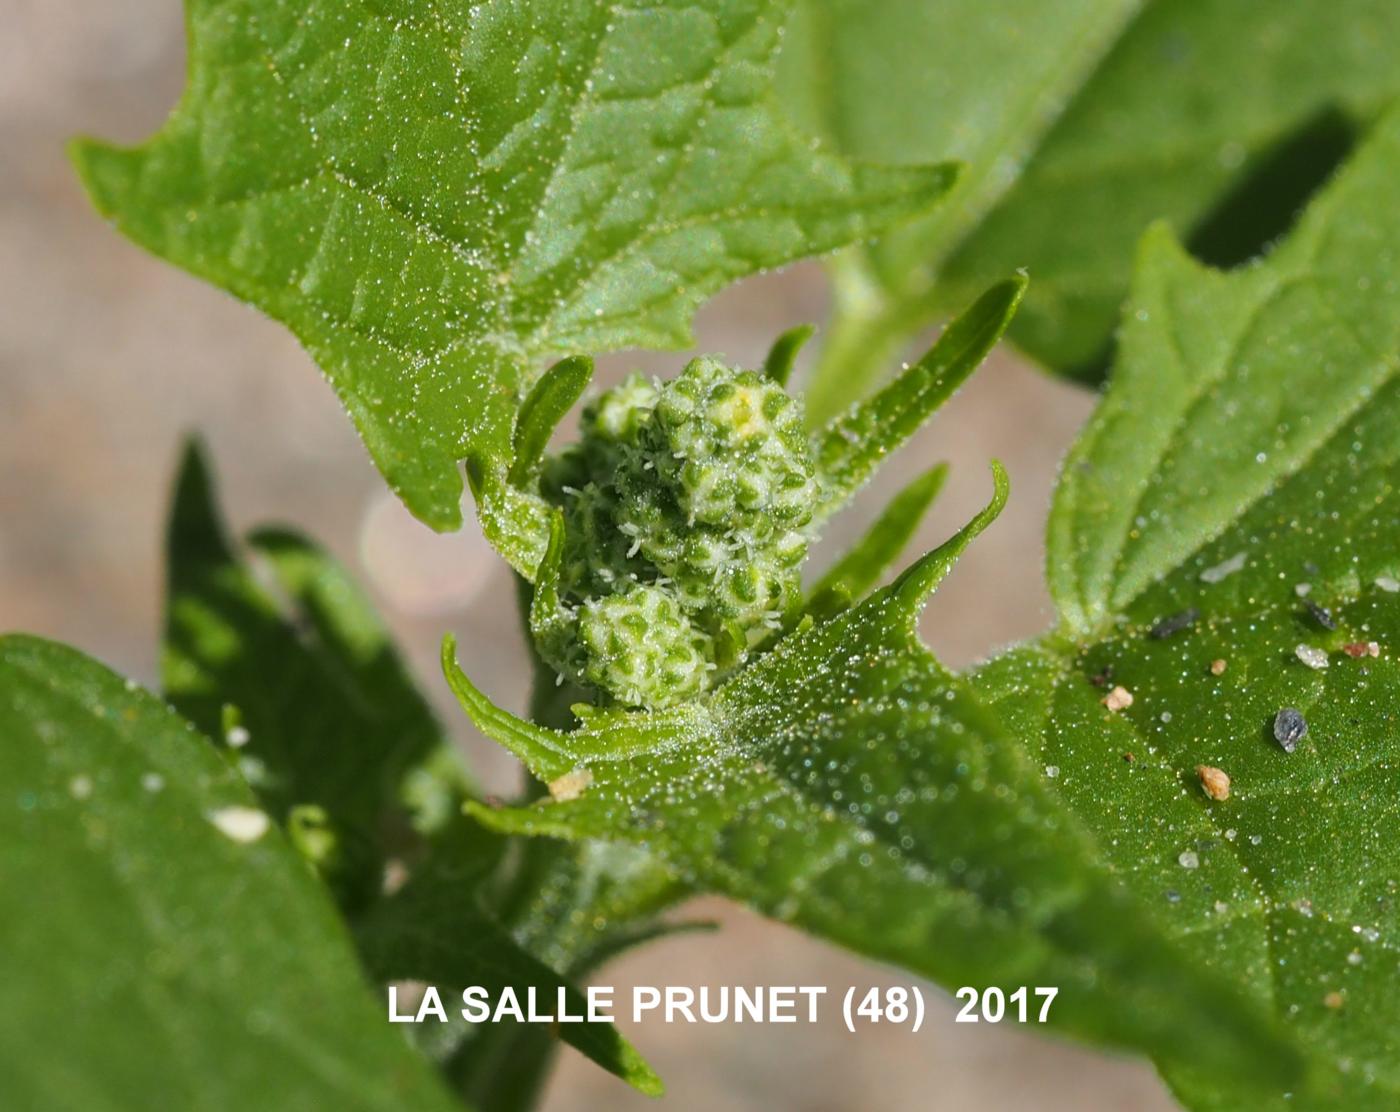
{"left": 807, "top": 462, "right": 950, "bottom": 620}
{"left": 763, "top": 324, "right": 816, "bottom": 388}
{"left": 891, "top": 460, "right": 1008, "bottom": 614}
{"left": 168, "top": 434, "right": 236, "bottom": 571}
{"left": 528, "top": 510, "right": 573, "bottom": 649}
{"left": 812, "top": 278, "right": 1023, "bottom": 521}
{"left": 510, "top": 356, "right": 594, "bottom": 487}
{"left": 441, "top": 634, "right": 574, "bottom": 781}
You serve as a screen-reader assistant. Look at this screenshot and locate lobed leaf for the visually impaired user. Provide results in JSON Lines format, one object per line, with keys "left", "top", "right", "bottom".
{"left": 973, "top": 106, "right": 1400, "bottom": 1107}
{"left": 453, "top": 465, "right": 1298, "bottom": 1085}
{"left": 1047, "top": 110, "right": 1400, "bottom": 640}
{"left": 73, "top": 0, "right": 955, "bottom": 529}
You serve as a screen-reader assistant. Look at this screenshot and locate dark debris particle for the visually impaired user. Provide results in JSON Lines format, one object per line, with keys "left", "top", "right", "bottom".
{"left": 1089, "top": 665, "right": 1114, "bottom": 688}
{"left": 1149, "top": 608, "right": 1200, "bottom": 639}
{"left": 1273, "top": 708, "right": 1308, "bottom": 753}
{"left": 1304, "top": 600, "right": 1337, "bottom": 630}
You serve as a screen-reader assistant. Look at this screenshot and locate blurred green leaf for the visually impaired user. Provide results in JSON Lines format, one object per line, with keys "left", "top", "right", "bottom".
{"left": 161, "top": 441, "right": 666, "bottom": 1099}
{"left": 781, "top": 0, "right": 1140, "bottom": 282}
{"left": 163, "top": 440, "right": 457, "bottom": 908}
{"left": 943, "top": 0, "right": 1400, "bottom": 380}
{"left": 0, "top": 635, "right": 462, "bottom": 1111}
{"left": 73, "top": 0, "right": 954, "bottom": 529}
{"left": 783, "top": 0, "right": 1140, "bottom": 418}
{"left": 356, "top": 822, "right": 663, "bottom": 1106}
{"left": 791, "top": 0, "right": 1400, "bottom": 408}
{"left": 452, "top": 465, "right": 1298, "bottom": 1087}
{"left": 972, "top": 107, "right": 1400, "bottom": 1107}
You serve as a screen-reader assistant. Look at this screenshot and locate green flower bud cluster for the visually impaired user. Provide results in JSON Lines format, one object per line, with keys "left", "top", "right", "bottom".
{"left": 536, "top": 357, "right": 819, "bottom": 708}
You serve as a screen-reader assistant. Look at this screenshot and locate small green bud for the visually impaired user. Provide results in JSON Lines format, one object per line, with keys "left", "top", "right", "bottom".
{"left": 583, "top": 373, "right": 658, "bottom": 448}
{"left": 578, "top": 584, "right": 711, "bottom": 708}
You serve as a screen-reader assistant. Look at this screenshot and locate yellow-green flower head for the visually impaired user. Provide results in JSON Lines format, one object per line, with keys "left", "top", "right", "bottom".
{"left": 536, "top": 358, "right": 819, "bottom": 708}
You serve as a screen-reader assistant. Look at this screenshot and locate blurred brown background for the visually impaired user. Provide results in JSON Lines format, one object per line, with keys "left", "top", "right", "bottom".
{"left": 1, "top": 4, "right": 1175, "bottom": 1109}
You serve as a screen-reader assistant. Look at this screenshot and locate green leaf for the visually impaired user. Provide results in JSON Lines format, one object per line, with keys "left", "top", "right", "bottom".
{"left": 450, "top": 465, "right": 1298, "bottom": 1086}
{"left": 790, "top": 0, "right": 1400, "bottom": 411}
{"left": 73, "top": 0, "right": 955, "bottom": 530}
{"left": 783, "top": 0, "right": 1142, "bottom": 270}
{"left": 811, "top": 276, "right": 1023, "bottom": 518}
{"left": 943, "top": 0, "right": 1400, "bottom": 380}
{"left": 973, "top": 108, "right": 1400, "bottom": 1106}
{"left": 355, "top": 822, "right": 663, "bottom": 1105}
{"left": 163, "top": 440, "right": 456, "bottom": 907}
{"left": 761, "top": 323, "right": 815, "bottom": 387}
{"left": 0, "top": 634, "right": 461, "bottom": 1111}
{"left": 1047, "top": 112, "right": 1400, "bottom": 641}
{"left": 805, "top": 463, "right": 947, "bottom": 621}
{"left": 783, "top": 0, "right": 1141, "bottom": 419}
{"left": 162, "top": 441, "right": 668, "bottom": 1098}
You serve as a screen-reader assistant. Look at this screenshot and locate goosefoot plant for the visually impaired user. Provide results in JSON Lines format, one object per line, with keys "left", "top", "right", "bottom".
{"left": 6, "top": 3, "right": 1400, "bottom": 1111}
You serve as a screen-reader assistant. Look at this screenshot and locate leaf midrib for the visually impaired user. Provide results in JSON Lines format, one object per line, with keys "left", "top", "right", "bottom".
{"left": 245, "top": 2, "right": 797, "bottom": 373}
